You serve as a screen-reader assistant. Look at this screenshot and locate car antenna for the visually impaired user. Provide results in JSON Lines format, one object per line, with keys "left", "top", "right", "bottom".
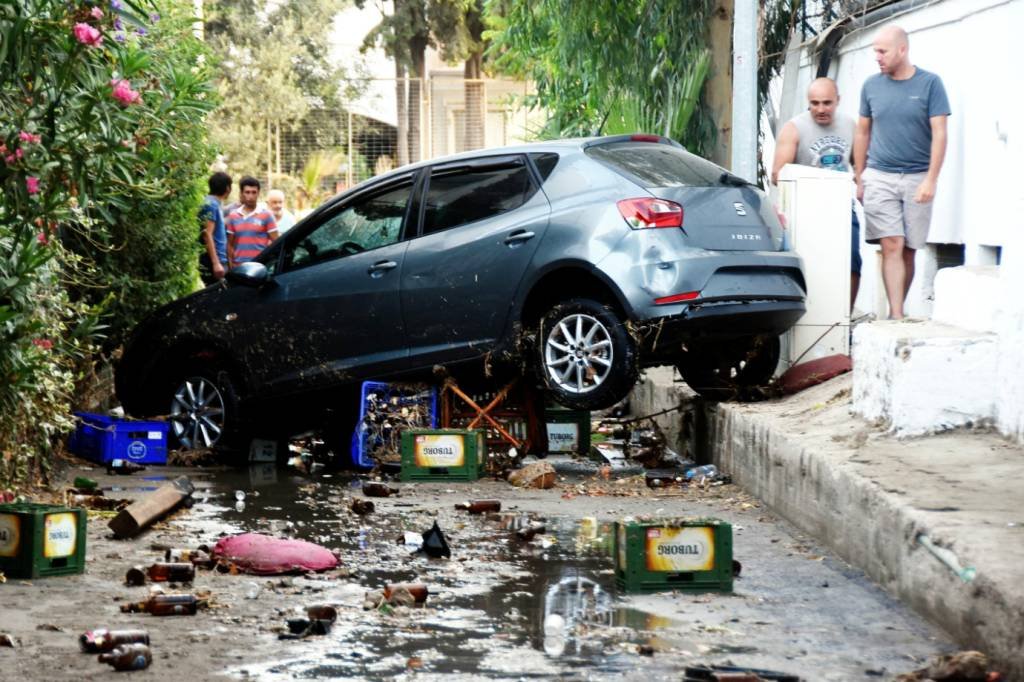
{"left": 592, "top": 94, "right": 618, "bottom": 137}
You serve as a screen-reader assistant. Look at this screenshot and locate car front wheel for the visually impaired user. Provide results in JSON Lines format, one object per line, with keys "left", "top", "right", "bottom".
{"left": 168, "top": 367, "right": 243, "bottom": 453}
{"left": 537, "top": 298, "right": 638, "bottom": 410}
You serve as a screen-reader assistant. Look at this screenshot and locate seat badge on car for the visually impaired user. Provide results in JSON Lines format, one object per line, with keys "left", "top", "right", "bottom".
{"left": 733, "top": 202, "right": 747, "bottom": 217}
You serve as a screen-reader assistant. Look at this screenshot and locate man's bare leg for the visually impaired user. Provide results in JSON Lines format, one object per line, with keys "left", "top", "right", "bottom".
{"left": 880, "top": 236, "right": 907, "bottom": 319}
{"left": 902, "top": 247, "right": 916, "bottom": 300}
{"left": 850, "top": 273, "right": 861, "bottom": 313}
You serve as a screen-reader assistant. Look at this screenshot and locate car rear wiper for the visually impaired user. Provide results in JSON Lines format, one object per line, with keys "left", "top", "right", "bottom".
{"left": 719, "top": 171, "right": 754, "bottom": 187}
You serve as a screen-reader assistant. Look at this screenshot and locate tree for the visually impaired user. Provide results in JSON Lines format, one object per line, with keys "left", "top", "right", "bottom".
{"left": 484, "top": 0, "right": 716, "bottom": 154}
{"left": 204, "top": 0, "right": 357, "bottom": 182}
{"left": 430, "top": 0, "right": 487, "bottom": 150}
{"left": 359, "top": 0, "right": 431, "bottom": 165}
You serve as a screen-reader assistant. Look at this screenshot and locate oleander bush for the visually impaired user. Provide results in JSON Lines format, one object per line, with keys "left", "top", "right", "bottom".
{"left": 0, "top": 0, "right": 217, "bottom": 486}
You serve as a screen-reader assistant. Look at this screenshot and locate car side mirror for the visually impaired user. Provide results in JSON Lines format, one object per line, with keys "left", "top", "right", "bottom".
{"left": 226, "top": 262, "right": 270, "bottom": 287}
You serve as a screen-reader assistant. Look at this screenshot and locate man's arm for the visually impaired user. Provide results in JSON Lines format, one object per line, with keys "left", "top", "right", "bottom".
{"left": 853, "top": 115, "right": 872, "bottom": 201}
{"left": 914, "top": 115, "right": 948, "bottom": 204}
{"left": 266, "top": 215, "right": 279, "bottom": 243}
{"left": 770, "top": 121, "right": 799, "bottom": 186}
{"left": 202, "top": 219, "right": 225, "bottom": 280}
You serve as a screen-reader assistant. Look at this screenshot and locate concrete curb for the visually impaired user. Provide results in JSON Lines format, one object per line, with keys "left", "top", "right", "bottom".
{"left": 630, "top": 371, "right": 1024, "bottom": 678}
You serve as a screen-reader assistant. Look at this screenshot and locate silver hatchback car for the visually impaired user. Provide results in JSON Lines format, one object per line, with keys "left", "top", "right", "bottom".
{"left": 116, "top": 134, "right": 805, "bottom": 453}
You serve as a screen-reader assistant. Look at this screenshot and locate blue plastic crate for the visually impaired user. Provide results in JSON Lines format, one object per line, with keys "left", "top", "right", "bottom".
{"left": 67, "top": 412, "right": 169, "bottom": 465}
{"left": 350, "top": 381, "right": 438, "bottom": 469}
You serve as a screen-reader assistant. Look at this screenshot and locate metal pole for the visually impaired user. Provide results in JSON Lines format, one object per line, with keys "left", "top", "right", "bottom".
{"left": 731, "top": 0, "right": 758, "bottom": 182}
{"left": 266, "top": 119, "right": 272, "bottom": 188}
{"left": 347, "top": 110, "right": 354, "bottom": 188}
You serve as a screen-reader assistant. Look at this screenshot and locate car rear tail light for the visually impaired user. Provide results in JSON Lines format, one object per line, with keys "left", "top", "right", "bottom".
{"left": 654, "top": 291, "right": 700, "bottom": 305}
{"left": 617, "top": 198, "right": 683, "bottom": 229}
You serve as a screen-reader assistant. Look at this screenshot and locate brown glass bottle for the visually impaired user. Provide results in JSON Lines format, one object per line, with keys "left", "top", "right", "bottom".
{"left": 362, "top": 482, "right": 399, "bottom": 498}
{"left": 383, "top": 582, "right": 429, "bottom": 604}
{"left": 515, "top": 524, "right": 547, "bottom": 541}
{"left": 107, "top": 459, "right": 147, "bottom": 475}
{"left": 98, "top": 642, "right": 153, "bottom": 670}
{"left": 125, "top": 565, "right": 147, "bottom": 586}
{"left": 147, "top": 562, "right": 195, "bottom": 582}
{"left": 454, "top": 500, "right": 501, "bottom": 514}
{"left": 80, "top": 628, "right": 150, "bottom": 653}
{"left": 165, "top": 548, "right": 215, "bottom": 568}
{"left": 120, "top": 594, "right": 198, "bottom": 616}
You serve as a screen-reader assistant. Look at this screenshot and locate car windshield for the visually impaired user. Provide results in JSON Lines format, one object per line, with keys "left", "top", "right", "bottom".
{"left": 585, "top": 142, "right": 724, "bottom": 188}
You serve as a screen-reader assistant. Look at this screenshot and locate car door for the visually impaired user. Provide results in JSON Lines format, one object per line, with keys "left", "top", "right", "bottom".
{"left": 401, "top": 155, "right": 551, "bottom": 368}
{"left": 246, "top": 174, "right": 418, "bottom": 395}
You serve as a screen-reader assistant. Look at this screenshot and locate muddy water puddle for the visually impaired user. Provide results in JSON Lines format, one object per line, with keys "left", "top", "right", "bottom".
{"left": 187, "top": 467, "right": 697, "bottom": 680}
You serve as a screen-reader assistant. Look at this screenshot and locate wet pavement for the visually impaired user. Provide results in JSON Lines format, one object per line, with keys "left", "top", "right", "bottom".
{"left": 163, "top": 464, "right": 955, "bottom": 681}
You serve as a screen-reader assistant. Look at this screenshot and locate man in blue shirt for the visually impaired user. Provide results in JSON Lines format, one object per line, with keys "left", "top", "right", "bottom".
{"left": 853, "top": 25, "right": 950, "bottom": 319}
{"left": 199, "top": 172, "right": 232, "bottom": 285}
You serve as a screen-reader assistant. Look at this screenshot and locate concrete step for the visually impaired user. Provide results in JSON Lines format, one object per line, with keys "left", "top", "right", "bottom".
{"left": 851, "top": 320, "right": 997, "bottom": 437}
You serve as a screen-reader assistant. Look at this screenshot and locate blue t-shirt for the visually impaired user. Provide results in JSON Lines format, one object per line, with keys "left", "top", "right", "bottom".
{"left": 198, "top": 195, "right": 227, "bottom": 266}
{"left": 859, "top": 67, "right": 951, "bottom": 173}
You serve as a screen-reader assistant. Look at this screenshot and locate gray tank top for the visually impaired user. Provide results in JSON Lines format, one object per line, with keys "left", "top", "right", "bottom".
{"left": 791, "top": 111, "right": 854, "bottom": 172}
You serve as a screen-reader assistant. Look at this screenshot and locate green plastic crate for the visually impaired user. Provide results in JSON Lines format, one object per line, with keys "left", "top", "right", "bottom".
{"left": 0, "top": 502, "right": 87, "bottom": 579}
{"left": 400, "top": 429, "right": 485, "bottom": 481}
{"left": 545, "top": 409, "right": 591, "bottom": 454}
{"left": 614, "top": 517, "right": 733, "bottom": 593}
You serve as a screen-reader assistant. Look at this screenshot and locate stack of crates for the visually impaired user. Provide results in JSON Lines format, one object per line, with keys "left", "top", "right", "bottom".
{"left": 399, "top": 428, "right": 485, "bottom": 481}
{"left": 351, "top": 381, "right": 438, "bottom": 469}
{"left": 0, "top": 502, "right": 87, "bottom": 578}
{"left": 614, "top": 517, "right": 733, "bottom": 593}
{"left": 67, "top": 412, "right": 168, "bottom": 465}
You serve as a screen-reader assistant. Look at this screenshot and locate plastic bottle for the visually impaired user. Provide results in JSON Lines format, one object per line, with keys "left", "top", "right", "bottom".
{"left": 80, "top": 629, "right": 150, "bottom": 653}
{"left": 684, "top": 464, "right": 718, "bottom": 481}
{"left": 98, "top": 642, "right": 152, "bottom": 671}
{"left": 147, "top": 562, "right": 195, "bottom": 583}
{"left": 120, "top": 594, "right": 199, "bottom": 616}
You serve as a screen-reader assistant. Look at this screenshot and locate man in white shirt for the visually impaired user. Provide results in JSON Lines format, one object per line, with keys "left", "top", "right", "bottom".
{"left": 266, "top": 189, "right": 296, "bottom": 234}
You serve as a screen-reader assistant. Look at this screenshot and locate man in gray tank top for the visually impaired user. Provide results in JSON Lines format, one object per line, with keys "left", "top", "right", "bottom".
{"left": 853, "top": 25, "right": 950, "bottom": 320}
{"left": 772, "top": 77, "right": 860, "bottom": 310}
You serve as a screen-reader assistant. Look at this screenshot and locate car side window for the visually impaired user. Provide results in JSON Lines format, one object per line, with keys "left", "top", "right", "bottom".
{"left": 422, "top": 160, "right": 536, "bottom": 236}
{"left": 282, "top": 183, "right": 411, "bottom": 271}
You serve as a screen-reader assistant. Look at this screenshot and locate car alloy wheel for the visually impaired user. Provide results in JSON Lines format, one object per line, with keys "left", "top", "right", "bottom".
{"left": 169, "top": 375, "right": 226, "bottom": 449}
{"left": 544, "top": 313, "right": 614, "bottom": 394}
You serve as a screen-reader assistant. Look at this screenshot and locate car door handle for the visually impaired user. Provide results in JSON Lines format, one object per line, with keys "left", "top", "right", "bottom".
{"left": 368, "top": 260, "right": 398, "bottom": 276}
{"left": 503, "top": 230, "right": 535, "bottom": 246}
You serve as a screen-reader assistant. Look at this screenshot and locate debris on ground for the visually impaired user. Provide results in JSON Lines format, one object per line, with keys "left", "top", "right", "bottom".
{"left": 211, "top": 533, "right": 339, "bottom": 575}
{"left": 363, "top": 482, "right": 400, "bottom": 498}
{"left": 894, "top": 650, "right": 1002, "bottom": 681}
{"left": 508, "top": 461, "right": 556, "bottom": 489}
{"left": 106, "top": 459, "right": 147, "bottom": 475}
{"left": 350, "top": 499, "right": 375, "bottom": 515}
{"left": 454, "top": 499, "right": 501, "bottom": 513}
{"left": 98, "top": 642, "right": 153, "bottom": 671}
{"left": 419, "top": 520, "right": 451, "bottom": 559}
{"left": 79, "top": 629, "right": 150, "bottom": 653}
{"left": 108, "top": 476, "right": 195, "bottom": 538}
{"left": 0, "top": 633, "right": 16, "bottom": 647}
{"left": 120, "top": 594, "right": 202, "bottom": 616}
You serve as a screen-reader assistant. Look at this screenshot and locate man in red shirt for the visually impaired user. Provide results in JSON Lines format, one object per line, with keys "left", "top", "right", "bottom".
{"left": 226, "top": 176, "right": 278, "bottom": 267}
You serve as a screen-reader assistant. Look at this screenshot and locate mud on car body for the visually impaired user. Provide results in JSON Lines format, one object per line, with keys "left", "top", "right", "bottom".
{"left": 116, "top": 134, "right": 806, "bottom": 455}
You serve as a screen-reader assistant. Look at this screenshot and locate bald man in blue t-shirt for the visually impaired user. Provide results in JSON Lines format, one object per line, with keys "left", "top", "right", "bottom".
{"left": 853, "top": 25, "right": 950, "bottom": 320}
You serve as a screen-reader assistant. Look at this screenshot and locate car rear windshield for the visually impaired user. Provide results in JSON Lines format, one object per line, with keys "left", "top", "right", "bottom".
{"left": 585, "top": 142, "right": 724, "bottom": 188}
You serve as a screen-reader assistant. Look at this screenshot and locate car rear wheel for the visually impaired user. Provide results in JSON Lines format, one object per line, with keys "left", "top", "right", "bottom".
{"left": 677, "top": 335, "right": 780, "bottom": 401}
{"left": 538, "top": 298, "right": 638, "bottom": 410}
{"left": 168, "top": 367, "right": 245, "bottom": 453}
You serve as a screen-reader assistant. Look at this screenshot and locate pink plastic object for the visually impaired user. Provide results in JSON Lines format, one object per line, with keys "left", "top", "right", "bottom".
{"left": 211, "top": 533, "right": 339, "bottom": 575}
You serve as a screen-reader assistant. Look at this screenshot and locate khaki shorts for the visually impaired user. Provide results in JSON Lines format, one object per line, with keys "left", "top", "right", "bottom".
{"left": 862, "top": 167, "right": 934, "bottom": 250}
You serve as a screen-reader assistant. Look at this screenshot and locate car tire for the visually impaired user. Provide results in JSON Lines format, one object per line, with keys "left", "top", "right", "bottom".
{"left": 537, "top": 298, "right": 638, "bottom": 410}
{"left": 677, "top": 335, "right": 780, "bottom": 402}
{"left": 167, "top": 365, "right": 247, "bottom": 457}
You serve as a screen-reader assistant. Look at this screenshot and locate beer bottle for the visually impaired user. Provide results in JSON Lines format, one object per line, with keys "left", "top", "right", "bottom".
{"left": 120, "top": 594, "right": 198, "bottom": 616}
{"left": 350, "top": 499, "right": 375, "bottom": 515}
{"left": 515, "top": 524, "right": 547, "bottom": 542}
{"left": 98, "top": 642, "right": 152, "bottom": 671}
{"left": 107, "top": 459, "right": 146, "bottom": 475}
{"left": 147, "top": 562, "right": 195, "bottom": 583}
{"left": 165, "top": 548, "right": 215, "bottom": 569}
{"left": 454, "top": 500, "right": 501, "bottom": 514}
{"left": 125, "top": 565, "right": 147, "bottom": 586}
{"left": 80, "top": 628, "right": 150, "bottom": 653}
{"left": 362, "top": 482, "right": 399, "bottom": 498}
{"left": 383, "top": 583, "right": 428, "bottom": 604}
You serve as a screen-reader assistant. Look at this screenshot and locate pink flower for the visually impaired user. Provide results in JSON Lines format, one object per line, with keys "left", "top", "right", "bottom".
{"left": 32, "top": 338, "right": 53, "bottom": 350}
{"left": 91, "top": 7, "right": 104, "bottom": 19}
{"left": 4, "top": 154, "right": 14, "bottom": 164}
{"left": 25, "top": 176, "right": 39, "bottom": 194}
{"left": 37, "top": 232, "right": 48, "bottom": 245}
{"left": 15, "top": 148, "right": 23, "bottom": 159}
{"left": 110, "top": 79, "right": 141, "bottom": 105}
{"left": 19, "top": 131, "right": 41, "bottom": 144}
{"left": 73, "top": 22, "right": 103, "bottom": 47}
